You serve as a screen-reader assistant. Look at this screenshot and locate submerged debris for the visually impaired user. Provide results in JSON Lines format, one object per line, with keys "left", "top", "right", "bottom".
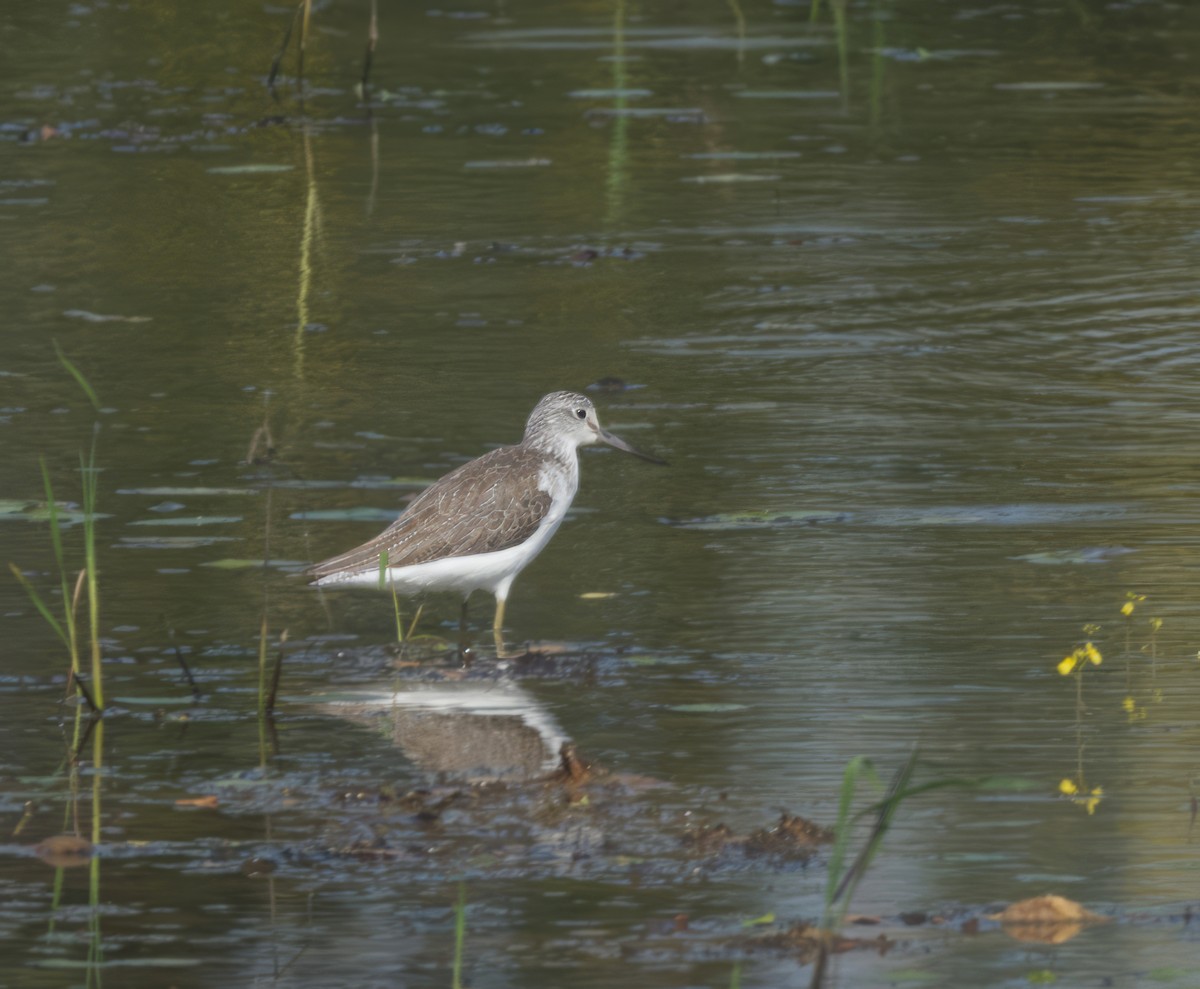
{"left": 745, "top": 812, "right": 834, "bottom": 857}
{"left": 32, "top": 834, "right": 94, "bottom": 868}
{"left": 742, "top": 921, "right": 893, "bottom": 964}
{"left": 681, "top": 821, "right": 739, "bottom": 856}
{"left": 683, "top": 810, "right": 831, "bottom": 862}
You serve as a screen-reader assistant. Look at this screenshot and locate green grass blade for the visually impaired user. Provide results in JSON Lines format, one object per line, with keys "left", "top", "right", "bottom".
{"left": 9, "top": 563, "right": 70, "bottom": 647}
{"left": 452, "top": 882, "right": 467, "bottom": 989}
{"left": 391, "top": 582, "right": 404, "bottom": 643}
{"left": 53, "top": 340, "right": 101, "bottom": 411}
{"left": 831, "top": 749, "right": 919, "bottom": 911}
{"left": 40, "top": 459, "right": 80, "bottom": 673}
{"left": 40, "top": 460, "right": 67, "bottom": 578}
{"left": 257, "top": 616, "right": 268, "bottom": 703}
{"left": 80, "top": 431, "right": 103, "bottom": 709}
{"left": 823, "top": 755, "right": 874, "bottom": 919}
{"left": 406, "top": 602, "right": 424, "bottom": 641}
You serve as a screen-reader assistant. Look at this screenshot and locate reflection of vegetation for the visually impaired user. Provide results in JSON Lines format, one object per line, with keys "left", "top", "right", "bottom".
{"left": 272, "top": 0, "right": 379, "bottom": 94}
{"left": 294, "top": 124, "right": 322, "bottom": 380}
{"left": 268, "top": 0, "right": 314, "bottom": 92}
{"left": 869, "top": 1, "right": 885, "bottom": 127}
{"left": 248, "top": 400, "right": 287, "bottom": 763}
{"left": 726, "top": 0, "right": 747, "bottom": 66}
{"left": 1055, "top": 594, "right": 1170, "bottom": 813}
{"left": 605, "top": 0, "right": 629, "bottom": 229}
{"left": 362, "top": 0, "right": 379, "bottom": 94}
{"left": 86, "top": 721, "right": 105, "bottom": 986}
{"left": 452, "top": 882, "right": 467, "bottom": 989}
{"left": 809, "top": 0, "right": 851, "bottom": 108}
{"left": 1056, "top": 631, "right": 1104, "bottom": 814}
{"left": 831, "top": 0, "right": 849, "bottom": 106}
{"left": 1120, "top": 594, "right": 1162, "bottom": 704}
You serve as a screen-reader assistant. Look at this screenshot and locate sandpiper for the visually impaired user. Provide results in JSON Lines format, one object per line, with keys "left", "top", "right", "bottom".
{"left": 308, "top": 391, "right": 663, "bottom": 651}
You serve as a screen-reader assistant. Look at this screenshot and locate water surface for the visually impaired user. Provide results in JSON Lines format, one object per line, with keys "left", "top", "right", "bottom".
{"left": 2, "top": 1, "right": 1199, "bottom": 986}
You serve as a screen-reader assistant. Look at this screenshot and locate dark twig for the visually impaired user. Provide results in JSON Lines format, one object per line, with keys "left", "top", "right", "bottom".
{"left": 267, "top": 1, "right": 303, "bottom": 91}
{"left": 73, "top": 711, "right": 99, "bottom": 762}
{"left": 166, "top": 622, "right": 202, "bottom": 701}
{"left": 265, "top": 629, "right": 288, "bottom": 713}
{"left": 72, "top": 673, "right": 99, "bottom": 716}
{"left": 362, "top": 0, "right": 379, "bottom": 96}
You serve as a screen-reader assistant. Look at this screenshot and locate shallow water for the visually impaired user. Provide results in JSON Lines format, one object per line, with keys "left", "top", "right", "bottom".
{"left": 3, "top": 0, "right": 1200, "bottom": 986}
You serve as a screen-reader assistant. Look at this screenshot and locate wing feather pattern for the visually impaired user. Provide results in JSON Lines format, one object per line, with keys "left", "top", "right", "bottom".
{"left": 307, "top": 445, "right": 553, "bottom": 582}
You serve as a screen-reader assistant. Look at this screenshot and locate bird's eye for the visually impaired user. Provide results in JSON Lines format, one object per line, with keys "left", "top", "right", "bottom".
{"left": 575, "top": 408, "right": 587, "bottom": 420}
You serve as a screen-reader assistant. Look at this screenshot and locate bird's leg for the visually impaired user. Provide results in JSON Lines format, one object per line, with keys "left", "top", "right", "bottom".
{"left": 492, "top": 595, "right": 508, "bottom": 659}
{"left": 457, "top": 597, "right": 471, "bottom": 660}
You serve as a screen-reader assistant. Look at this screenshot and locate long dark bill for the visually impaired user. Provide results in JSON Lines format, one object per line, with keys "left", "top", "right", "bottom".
{"left": 598, "top": 427, "right": 668, "bottom": 465}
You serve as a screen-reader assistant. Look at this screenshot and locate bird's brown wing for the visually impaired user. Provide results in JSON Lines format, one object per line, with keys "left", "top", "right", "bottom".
{"left": 307, "top": 445, "right": 553, "bottom": 582}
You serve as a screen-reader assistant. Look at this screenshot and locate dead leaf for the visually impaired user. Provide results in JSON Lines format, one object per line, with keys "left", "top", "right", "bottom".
{"left": 989, "top": 894, "right": 1107, "bottom": 944}
{"left": 174, "top": 795, "right": 219, "bottom": 809}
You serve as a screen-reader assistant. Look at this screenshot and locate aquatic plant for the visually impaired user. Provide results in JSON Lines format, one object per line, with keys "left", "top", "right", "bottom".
{"left": 1056, "top": 631, "right": 1103, "bottom": 815}
{"left": 8, "top": 346, "right": 108, "bottom": 984}
{"left": 9, "top": 344, "right": 104, "bottom": 712}
{"left": 809, "top": 753, "right": 1029, "bottom": 986}
{"left": 376, "top": 549, "right": 423, "bottom": 647}
{"left": 270, "top": 0, "right": 379, "bottom": 97}
{"left": 810, "top": 751, "right": 917, "bottom": 988}
{"left": 1058, "top": 777, "right": 1102, "bottom": 815}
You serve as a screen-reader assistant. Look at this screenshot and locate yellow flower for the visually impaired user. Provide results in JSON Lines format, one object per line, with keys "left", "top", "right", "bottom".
{"left": 1084, "top": 787, "right": 1103, "bottom": 815}
{"left": 1122, "top": 697, "right": 1135, "bottom": 713}
{"left": 1121, "top": 601, "right": 1134, "bottom": 617}
{"left": 1084, "top": 642, "right": 1102, "bottom": 666}
{"left": 1057, "top": 656, "right": 1077, "bottom": 676}
{"left": 1149, "top": 617, "right": 1163, "bottom": 632}
{"left": 1059, "top": 779, "right": 1079, "bottom": 795}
